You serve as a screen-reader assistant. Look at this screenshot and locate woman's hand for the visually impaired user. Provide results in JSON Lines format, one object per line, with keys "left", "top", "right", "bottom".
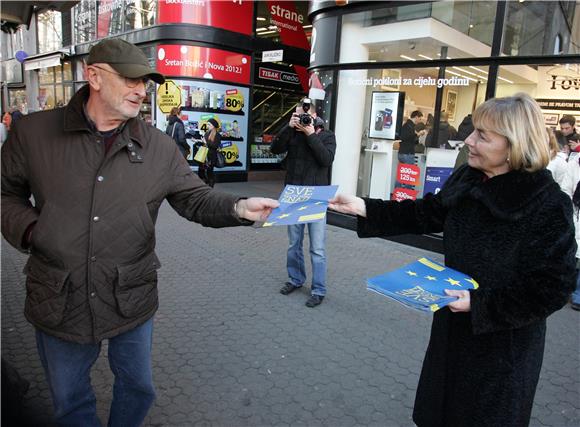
{"left": 236, "top": 198, "right": 280, "bottom": 222}
{"left": 445, "top": 289, "right": 471, "bottom": 312}
{"left": 328, "top": 194, "right": 367, "bottom": 217}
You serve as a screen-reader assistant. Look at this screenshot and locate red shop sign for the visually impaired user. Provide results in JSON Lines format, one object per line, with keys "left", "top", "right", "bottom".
{"left": 157, "top": 0, "right": 253, "bottom": 35}
{"left": 392, "top": 187, "right": 418, "bottom": 202}
{"left": 266, "top": 1, "right": 310, "bottom": 92}
{"left": 157, "top": 45, "right": 251, "bottom": 85}
{"left": 397, "top": 163, "right": 421, "bottom": 186}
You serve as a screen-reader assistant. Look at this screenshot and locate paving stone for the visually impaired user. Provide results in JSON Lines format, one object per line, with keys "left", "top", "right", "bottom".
{"left": 2, "top": 182, "right": 578, "bottom": 427}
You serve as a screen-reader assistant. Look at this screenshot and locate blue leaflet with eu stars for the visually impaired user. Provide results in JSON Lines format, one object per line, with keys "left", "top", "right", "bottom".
{"left": 367, "top": 258, "right": 479, "bottom": 312}
{"left": 262, "top": 185, "right": 338, "bottom": 227}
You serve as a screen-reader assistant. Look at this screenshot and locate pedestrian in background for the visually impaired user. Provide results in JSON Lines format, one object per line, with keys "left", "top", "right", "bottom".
{"left": 165, "top": 106, "right": 190, "bottom": 159}
{"left": 1, "top": 38, "right": 278, "bottom": 427}
{"left": 398, "top": 110, "right": 423, "bottom": 164}
{"left": 271, "top": 98, "right": 336, "bottom": 307}
{"left": 547, "top": 127, "right": 568, "bottom": 188}
{"left": 198, "top": 118, "right": 221, "bottom": 188}
{"left": 330, "top": 93, "right": 576, "bottom": 426}
{"left": 561, "top": 150, "right": 580, "bottom": 311}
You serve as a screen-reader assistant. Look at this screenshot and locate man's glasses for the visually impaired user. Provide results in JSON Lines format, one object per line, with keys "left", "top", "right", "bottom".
{"left": 91, "top": 65, "right": 155, "bottom": 91}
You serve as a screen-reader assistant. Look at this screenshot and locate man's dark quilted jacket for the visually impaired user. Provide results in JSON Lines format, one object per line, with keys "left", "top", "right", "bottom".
{"left": 1, "top": 85, "right": 245, "bottom": 344}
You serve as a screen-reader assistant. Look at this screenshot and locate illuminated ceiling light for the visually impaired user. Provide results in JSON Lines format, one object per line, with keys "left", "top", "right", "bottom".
{"left": 257, "top": 17, "right": 266, "bottom": 21}
{"left": 446, "top": 69, "right": 478, "bottom": 83}
{"left": 400, "top": 54, "right": 416, "bottom": 61}
{"left": 470, "top": 66, "right": 488, "bottom": 74}
{"left": 303, "top": 25, "right": 312, "bottom": 29}
{"left": 453, "top": 66, "right": 481, "bottom": 78}
{"left": 418, "top": 54, "right": 433, "bottom": 60}
{"left": 469, "top": 24, "right": 474, "bottom": 28}
{"left": 268, "top": 25, "right": 277, "bottom": 30}
{"left": 260, "top": 30, "right": 278, "bottom": 35}
{"left": 498, "top": 76, "right": 514, "bottom": 83}
{"left": 256, "top": 27, "right": 268, "bottom": 32}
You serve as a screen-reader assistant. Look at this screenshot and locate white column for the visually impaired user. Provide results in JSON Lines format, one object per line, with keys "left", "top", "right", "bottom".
{"left": 331, "top": 21, "right": 369, "bottom": 195}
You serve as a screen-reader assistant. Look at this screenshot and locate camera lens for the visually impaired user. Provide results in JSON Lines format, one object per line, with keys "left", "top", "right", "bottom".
{"left": 299, "top": 114, "right": 312, "bottom": 126}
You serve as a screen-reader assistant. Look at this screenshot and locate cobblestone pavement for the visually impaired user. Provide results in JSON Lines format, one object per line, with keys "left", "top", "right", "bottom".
{"left": 2, "top": 182, "right": 579, "bottom": 426}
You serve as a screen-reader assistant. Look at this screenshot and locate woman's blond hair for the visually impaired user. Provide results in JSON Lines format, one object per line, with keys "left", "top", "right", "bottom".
{"left": 547, "top": 127, "right": 560, "bottom": 160}
{"left": 472, "top": 93, "right": 549, "bottom": 172}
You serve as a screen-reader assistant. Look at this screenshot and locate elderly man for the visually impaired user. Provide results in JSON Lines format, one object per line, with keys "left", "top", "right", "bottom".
{"left": 1, "top": 38, "right": 277, "bottom": 426}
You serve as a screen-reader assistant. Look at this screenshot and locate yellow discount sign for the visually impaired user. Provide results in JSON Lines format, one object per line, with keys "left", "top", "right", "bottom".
{"left": 220, "top": 143, "right": 239, "bottom": 165}
{"left": 199, "top": 114, "right": 221, "bottom": 134}
{"left": 224, "top": 89, "right": 244, "bottom": 113}
{"left": 157, "top": 80, "right": 181, "bottom": 114}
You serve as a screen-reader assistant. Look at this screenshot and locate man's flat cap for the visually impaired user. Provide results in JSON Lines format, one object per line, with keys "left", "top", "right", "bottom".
{"left": 87, "top": 38, "right": 165, "bottom": 84}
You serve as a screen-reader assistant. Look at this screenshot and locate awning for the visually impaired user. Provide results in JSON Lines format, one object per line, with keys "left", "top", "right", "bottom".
{"left": 24, "top": 53, "right": 64, "bottom": 71}
{"left": 1, "top": 1, "right": 78, "bottom": 33}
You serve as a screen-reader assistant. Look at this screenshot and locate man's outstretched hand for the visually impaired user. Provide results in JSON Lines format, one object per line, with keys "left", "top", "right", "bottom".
{"left": 236, "top": 198, "right": 280, "bottom": 222}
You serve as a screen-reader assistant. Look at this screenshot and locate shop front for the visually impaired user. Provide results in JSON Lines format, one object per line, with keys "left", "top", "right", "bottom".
{"left": 308, "top": 0, "right": 579, "bottom": 250}
{"left": 1, "top": 0, "right": 312, "bottom": 181}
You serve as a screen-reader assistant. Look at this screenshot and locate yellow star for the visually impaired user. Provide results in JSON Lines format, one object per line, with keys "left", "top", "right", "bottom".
{"left": 465, "top": 278, "right": 479, "bottom": 289}
{"left": 424, "top": 275, "right": 437, "bottom": 281}
{"left": 406, "top": 271, "right": 418, "bottom": 276}
{"left": 263, "top": 222, "right": 275, "bottom": 227}
{"left": 297, "top": 206, "right": 308, "bottom": 211}
{"left": 277, "top": 213, "right": 291, "bottom": 219}
{"left": 445, "top": 278, "right": 461, "bottom": 286}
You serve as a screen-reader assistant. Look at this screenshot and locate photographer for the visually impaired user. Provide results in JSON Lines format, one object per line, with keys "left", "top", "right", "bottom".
{"left": 270, "top": 98, "right": 336, "bottom": 307}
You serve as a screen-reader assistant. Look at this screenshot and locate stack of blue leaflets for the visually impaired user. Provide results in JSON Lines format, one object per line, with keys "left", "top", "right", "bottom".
{"left": 263, "top": 185, "right": 338, "bottom": 227}
{"left": 367, "top": 258, "right": 479, "bottom": 312}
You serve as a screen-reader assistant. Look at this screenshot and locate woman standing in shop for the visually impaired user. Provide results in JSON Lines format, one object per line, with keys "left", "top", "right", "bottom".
{"left": 329, "top": 93, "right": 576, "bottom": 427}
{"left": 199, "top": 118, "right": 221, "bottom": 187}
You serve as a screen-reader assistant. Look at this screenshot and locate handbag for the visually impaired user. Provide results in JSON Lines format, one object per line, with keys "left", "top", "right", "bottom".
{"left": 215, "top": 150, "right": 226, "bottom": 168}
{"left": 194, "top": 145, "right": 209, "bottom": 163}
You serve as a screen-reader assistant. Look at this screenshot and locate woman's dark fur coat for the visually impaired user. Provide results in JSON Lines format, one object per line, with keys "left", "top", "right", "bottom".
{"left": 358, "top": 165, "right": 576, "bottom": 427}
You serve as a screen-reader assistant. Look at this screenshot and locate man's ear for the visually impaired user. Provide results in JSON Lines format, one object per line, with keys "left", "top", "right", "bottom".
{"left": 85, "top": 65, "right": 101, "bottom": 90}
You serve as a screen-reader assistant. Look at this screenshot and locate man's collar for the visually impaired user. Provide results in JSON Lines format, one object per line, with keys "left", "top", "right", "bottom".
{"left": 63, "top": 84, "right": 145, "bottom": 147}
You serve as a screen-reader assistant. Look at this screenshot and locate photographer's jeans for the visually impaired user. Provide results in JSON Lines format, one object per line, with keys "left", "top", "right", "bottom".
{"left": 397, "top": 153, "right": 416, "bottom": 189}
{"left": 287, "top": 220, "right": 327, "bottom": 296}
{"left": 36, "top": 318, "right": 156, "bottom": 427}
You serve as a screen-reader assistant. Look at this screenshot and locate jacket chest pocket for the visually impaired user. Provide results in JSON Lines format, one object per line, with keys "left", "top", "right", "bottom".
{"left": 23, "top": 257, "right": 70, "bottom": 328}
{"left": 115, "top": 253, "right": 161, "bottom": 318}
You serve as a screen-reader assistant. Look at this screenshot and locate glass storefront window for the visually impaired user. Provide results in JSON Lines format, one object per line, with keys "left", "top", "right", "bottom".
{"left": 37, "top": 64, "right": 75, "bottom": 111}
{"left": 8, "top": 89, "right": 28, "bottom": 114}
{"left": 124, "top": 0, "right": 156, "bottom": 31}
{"left": 503, "top": 2, "right": 578, "bottom": 56}
{"left": 73, "top": 0, "right": 97, "bottom": 44}
{"left": 339, "top": 4, "right": 492, "bottom": 64}
{"left": 37, "top": 10, "right": 63, "bottom": 54}
{"left": 496, "top": 63, "right": 580, "bottom": 133}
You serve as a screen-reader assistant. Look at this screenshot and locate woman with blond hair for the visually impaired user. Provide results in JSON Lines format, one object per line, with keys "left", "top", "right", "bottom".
{"left": 330, "top": 93, "right": 576, "bottom": 427}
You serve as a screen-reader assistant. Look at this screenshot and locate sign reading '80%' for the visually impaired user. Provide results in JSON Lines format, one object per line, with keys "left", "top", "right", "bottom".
{"left": 157, "top": 80, "right": 181, "bottom": 114}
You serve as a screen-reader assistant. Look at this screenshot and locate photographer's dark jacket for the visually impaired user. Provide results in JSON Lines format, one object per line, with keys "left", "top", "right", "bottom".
{"left": 1, "top": 85, "right": 248, "bottom": 344}
{"left": 358, "top": 165, "right": 576, "bottom": 427}
{"left": 270, "top": 125, "right": 336, "bottom": 185}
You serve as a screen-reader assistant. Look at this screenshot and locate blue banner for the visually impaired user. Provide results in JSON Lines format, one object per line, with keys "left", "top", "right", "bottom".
{"left": 423, "top": 167, "right": 454, "bottom": 195}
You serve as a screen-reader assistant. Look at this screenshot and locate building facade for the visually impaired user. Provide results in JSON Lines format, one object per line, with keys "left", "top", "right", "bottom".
{"left": 0, "top": 0, "right": 313, "bottom": 180}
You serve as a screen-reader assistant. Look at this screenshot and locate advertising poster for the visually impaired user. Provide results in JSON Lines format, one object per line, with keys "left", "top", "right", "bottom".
{"left": 156, "top": 79, "right": 249, "bottom": 172}
{"left": 369, "top": 91, "right": 401, "bottom": 140}
{"left": 157, "top": 45, "right": 251, "bottom": 85}
{"left": 423, "top": 167, "right": 454, "bottom": 195}
{"left": 157, "top": 0, "right": 254, "bottom": 35}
